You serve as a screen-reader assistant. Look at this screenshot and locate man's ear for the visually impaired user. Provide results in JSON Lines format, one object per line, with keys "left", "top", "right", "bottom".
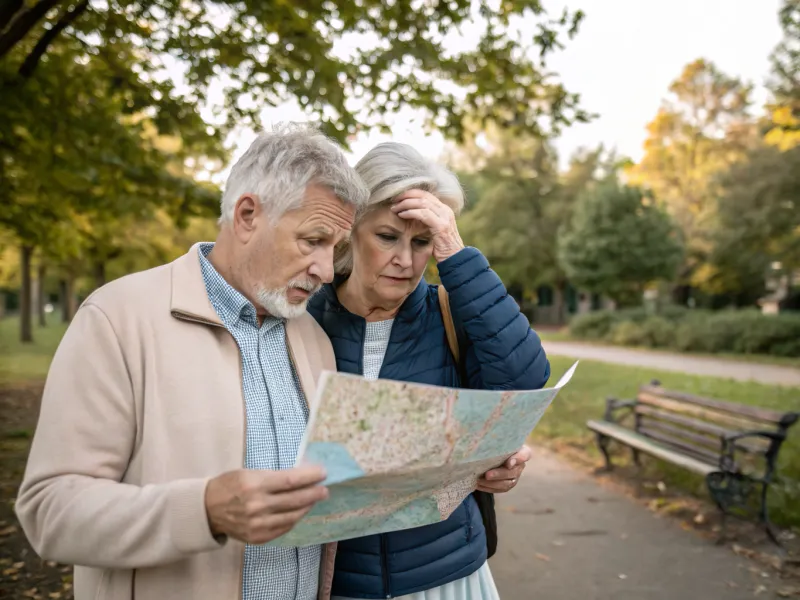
{"left": 233, "top": 194, "right": 261, "bottom": 241}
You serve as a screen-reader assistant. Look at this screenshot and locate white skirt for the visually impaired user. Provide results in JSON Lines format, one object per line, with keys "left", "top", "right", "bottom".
{"left": 332, "top": 561, "right": 500, "bottom": 600}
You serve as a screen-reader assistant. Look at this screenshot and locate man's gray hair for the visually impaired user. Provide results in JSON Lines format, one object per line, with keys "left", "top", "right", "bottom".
{"left": 335, "top": 142, "right": 465, "bottom": 274}
{"left": 219, "top": 123, "right": 370, "bottom": 223}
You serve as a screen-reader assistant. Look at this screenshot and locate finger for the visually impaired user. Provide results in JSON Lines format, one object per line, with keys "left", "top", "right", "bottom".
{"left": 394, "top": 189, "right": 437, "bottom": 203}
{"left": 250, "top": 505, "right": 316, "bottom": 544}
{"left": 477, "top": 478, "right": 517, "bottom": 493}
{"left": 393, "top": 207, "right": 440, "bottom": 227}
{"left": 392, "top": 197, "right": 449, "bottom": 218}
{"left": 509, "top": 445, "right": 533, "bottom": 465}
{"left": 261, "top": 466, "right": 327, "bottom": 493}
{"left": 484, "top": 466, "right": 523, "bottom": 481}
{"left": 268, "top": 484, "right": 329, "bottom": 513}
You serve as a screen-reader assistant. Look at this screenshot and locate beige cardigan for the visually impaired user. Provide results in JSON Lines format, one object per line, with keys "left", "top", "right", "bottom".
{"left": 15, "top": 244, "right": 338, "bottom": 600}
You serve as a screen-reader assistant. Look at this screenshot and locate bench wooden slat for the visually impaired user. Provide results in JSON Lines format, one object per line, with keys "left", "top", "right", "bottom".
{"left": 638, "top": 418, "right": 721, "bottom": 452}
{"left": 639, "top": 385, "right": 790, "bottom": 425}
{"left": 638, "top": 426, "right": 721, "bottom": 464}
{"left": 635, "top": 406, "right": 767, "bottom": 454}
{"left": 637, "top": 392, "right": 759, "bottom": 432}
{"left": 587, "top": 420, "right": 717, "bottom": 476}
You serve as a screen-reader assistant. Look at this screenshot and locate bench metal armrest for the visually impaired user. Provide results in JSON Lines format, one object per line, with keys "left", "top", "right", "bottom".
{"left": 604, "top": 398, "right": 637, "bottom": 422}
{"left": 720, "top": 430, "right": 786, "bottom": 480}
{"left": 723, "top": 430, "right": 785, "bottom": 444}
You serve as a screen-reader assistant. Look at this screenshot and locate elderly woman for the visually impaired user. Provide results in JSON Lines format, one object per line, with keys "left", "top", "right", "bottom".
{"left": 307, "top": 142, "right": 550, "bottom": 600}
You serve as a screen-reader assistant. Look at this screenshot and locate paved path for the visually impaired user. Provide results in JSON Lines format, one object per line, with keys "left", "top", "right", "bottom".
{"left": 542, "top": 340, "right": 800, "bottom": 387}
{"left": 489, "top": 448, "right": 779, "bottom": 599}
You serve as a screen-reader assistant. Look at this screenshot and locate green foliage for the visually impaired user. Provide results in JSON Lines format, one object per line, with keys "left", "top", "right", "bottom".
{"left": 557, "top": 182, "right": 684, "bottom": 306}
{"left": 0, "top": 0, "right": 590, "bottom": 144}
{"left": 569, "top": 308, "right": 800, "bottom": 357}
{"left": 712, "top": 144, "right": 800, "bottom": 283}
{"left": 626, "top": 59, "right": 757, "bottom": 295}
{"left": 765, "top": 0, "right": 800, "bottom": 150}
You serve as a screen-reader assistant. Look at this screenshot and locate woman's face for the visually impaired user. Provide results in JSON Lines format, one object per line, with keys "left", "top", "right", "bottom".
{"left": 349, "top": 204, "right": 434, "bottom": 305}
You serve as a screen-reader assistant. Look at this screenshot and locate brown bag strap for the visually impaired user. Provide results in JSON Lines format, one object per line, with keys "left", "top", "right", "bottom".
{"left": 437, "top": 285, "right": 460, "bottom": 364}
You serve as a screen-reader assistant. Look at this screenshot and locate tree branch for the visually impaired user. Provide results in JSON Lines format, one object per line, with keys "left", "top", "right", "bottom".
{"left": 0, "top": 0, "right": 24, "bottom": 34}
{"left": 0, "top": 0, "right": 63, "bottom": 59}
{"left": 18, "top": 0, "right": 89, "bottom": 79}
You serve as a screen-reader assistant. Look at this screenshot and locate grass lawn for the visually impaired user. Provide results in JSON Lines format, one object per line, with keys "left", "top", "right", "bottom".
{"left": 539, "top": 356, "right": 800, "bottom": 527}
{"left": 0, "top": 315, "right": 68, "bottom": 385}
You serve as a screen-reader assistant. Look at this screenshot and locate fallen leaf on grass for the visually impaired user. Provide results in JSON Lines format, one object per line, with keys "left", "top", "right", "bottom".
{"left": 0, "top": 524, "right": 17, "bottom": 536}
{"left": 534, "top": 553, "right": 551, "bottom": 562}
{"left": 48, "top": 592, "right": 63, "bottom": 599}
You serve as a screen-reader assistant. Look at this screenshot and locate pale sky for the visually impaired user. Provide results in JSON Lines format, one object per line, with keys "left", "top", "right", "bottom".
{"left": 209, "top": 0, "right": 783, "bottom": 178}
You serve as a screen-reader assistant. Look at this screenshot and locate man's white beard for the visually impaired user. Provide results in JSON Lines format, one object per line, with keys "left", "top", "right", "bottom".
{"left": 256, "top": 280, "right": 320, "bottom": 320}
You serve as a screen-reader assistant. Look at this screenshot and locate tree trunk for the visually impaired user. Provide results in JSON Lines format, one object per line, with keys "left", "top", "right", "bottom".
{"left": 37, "top": 262, "right": 46, "bottom": 326}
{"left": 94, "top": 261, "right": 106, "bottom": 290}
{"left": 20, "top": 244, "right": 33, "bottom": 343}
{"left": 59, "top": 275, "right": 77, "bottom": 322}
{"left": 553, "top": 281, "right": 566, "bottom": 326}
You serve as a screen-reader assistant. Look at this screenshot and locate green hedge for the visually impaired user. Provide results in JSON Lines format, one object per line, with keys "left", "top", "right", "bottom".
{"left": 569, "top": 308, "right": 800, "bottom": 357}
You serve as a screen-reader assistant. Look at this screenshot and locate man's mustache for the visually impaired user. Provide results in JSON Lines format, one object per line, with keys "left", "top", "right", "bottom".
{"left": 288, "top": 279, "right": 321, "bottom": 294}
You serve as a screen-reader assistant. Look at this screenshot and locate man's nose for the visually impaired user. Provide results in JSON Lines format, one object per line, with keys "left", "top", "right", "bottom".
{"left": 308, "top": 249, "right": 335, "bottom": 284}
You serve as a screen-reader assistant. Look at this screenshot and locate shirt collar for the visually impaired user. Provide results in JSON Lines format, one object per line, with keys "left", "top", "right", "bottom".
{"left": 198, "top": 242, "right": 260, "bottom": 327}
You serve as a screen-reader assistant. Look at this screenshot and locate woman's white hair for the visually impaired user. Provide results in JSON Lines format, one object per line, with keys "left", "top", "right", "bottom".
{"left": 335, "top": 142, "right": 465, "bottom": 274}
{"left": 219, "top": 122, "right": 370, "bottom": 223}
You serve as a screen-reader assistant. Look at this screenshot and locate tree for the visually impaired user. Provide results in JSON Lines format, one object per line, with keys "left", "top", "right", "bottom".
{"left": 626, "top": 59, "right": 756, "bottom": 296}
{"left": 557, "top": 182, "right": 684, "bottom": 307}
{"left": 0, "top": 33, "right": 220, "bottom": 340}
{"left": 765, "top": 0, "right": 800, "bottom": 150}
{"left": 0, "top": 0, "right": 591, "bottom": 144}
{"left": 455, "top": 128, "right": 562, "bottom": 298}
{"left": 710, "top": 145, "right": 800, "bottom": 299}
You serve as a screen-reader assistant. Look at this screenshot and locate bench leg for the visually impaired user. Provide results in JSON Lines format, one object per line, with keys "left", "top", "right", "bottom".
{"left": 631, "top": 448, "right": 641, "bottom": 467}
{"left": 595, "top": 433, "right": 613, "bottom": 471}
{"left": 759, "top": 483, "right": 783, "bottom": 548}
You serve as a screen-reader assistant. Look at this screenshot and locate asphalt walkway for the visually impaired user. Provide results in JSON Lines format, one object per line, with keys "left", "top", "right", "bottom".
{"left": 489, "top": 448, "right": 781, "bottom": 599}
{"left": 542, "top": 340, "right": 800, "bottom": 387}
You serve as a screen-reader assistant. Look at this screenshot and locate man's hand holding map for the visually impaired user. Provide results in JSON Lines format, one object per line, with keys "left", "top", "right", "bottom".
{"left": 267, "top": 361, "right": 579, "bottom": 547}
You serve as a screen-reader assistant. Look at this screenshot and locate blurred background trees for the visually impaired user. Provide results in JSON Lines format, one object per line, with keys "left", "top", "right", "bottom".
{"left": 1, "top": 0, "right": 798, "bottom": 355}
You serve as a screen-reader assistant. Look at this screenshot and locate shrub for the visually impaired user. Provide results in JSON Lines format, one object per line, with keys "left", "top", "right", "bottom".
{"left": 569, "top": 307, "right": 800, "bottom": 357}
{"left": 608, "top": 321, "right": 647, "bottom": 346}
{"left": 568, "top": 311, "right": 618, "bottom": 339}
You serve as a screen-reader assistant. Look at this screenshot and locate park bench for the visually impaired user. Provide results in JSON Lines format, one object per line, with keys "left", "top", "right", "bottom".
{"left": 586, "top": 381, "right": 799, "bottom": 544}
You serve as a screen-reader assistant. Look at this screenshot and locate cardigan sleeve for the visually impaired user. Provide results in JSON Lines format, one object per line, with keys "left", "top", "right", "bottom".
{"left": 437, "top": 247, "right": 550, "bottom": 390}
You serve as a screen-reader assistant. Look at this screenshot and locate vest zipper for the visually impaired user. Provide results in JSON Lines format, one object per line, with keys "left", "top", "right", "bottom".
{"left": 380, "top": 533, "right": 390, "bottom": 599}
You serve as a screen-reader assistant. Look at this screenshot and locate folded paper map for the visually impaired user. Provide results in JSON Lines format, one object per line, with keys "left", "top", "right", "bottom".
{"left": 267, "top": 361, "right": 579, "bottom": 547}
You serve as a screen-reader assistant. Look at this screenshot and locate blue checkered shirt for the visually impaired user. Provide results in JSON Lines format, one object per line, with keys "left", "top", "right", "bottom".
{"left": 199, "top": 243, "right": 321, "bottom": 600}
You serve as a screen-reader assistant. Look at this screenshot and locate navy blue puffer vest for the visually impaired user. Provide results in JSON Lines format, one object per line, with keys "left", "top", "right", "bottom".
{"left": 307, "top": 247, "right": 550, "bottom": 599}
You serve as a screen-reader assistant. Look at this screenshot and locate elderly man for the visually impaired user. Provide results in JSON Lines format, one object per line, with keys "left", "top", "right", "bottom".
{"left": 15, "top": 124, "right": 370, "bottom": 600}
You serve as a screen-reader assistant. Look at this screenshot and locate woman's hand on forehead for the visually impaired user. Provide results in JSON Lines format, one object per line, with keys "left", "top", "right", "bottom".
{"left": 391, "top": 189, "right": 464, "bottom": 262}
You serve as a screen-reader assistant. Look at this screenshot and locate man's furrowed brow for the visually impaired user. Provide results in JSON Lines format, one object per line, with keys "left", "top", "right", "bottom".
{"left": 307, "top": 226, "right": 334, "bottom": 237}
